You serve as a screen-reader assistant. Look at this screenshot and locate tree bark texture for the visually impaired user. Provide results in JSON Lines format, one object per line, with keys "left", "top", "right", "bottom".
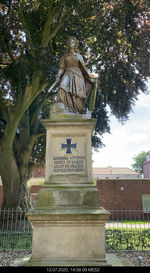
{"left": 0, "top": 3, "right": 69, "bottom": 209}
{"left": 0, "top": 144, "right": 32, "bottom": 210}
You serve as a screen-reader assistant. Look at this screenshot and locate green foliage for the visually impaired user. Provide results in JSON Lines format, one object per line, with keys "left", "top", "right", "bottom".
{"left": 106, "top": 228, "right": 150, "bottom": 250}
{"left": 1, "top": 0, "right": 150, "bottom": 145}
{"left": 0, "top": 0, "right": 150, "bottom": 207}
{"left": 0, "top": 232, "right": 32, "bottom": 250}
{"left": 132, "top": 151, "right": 147, "bottom": 174}
{"left": 1, "top": 228, "right": 150, "bottom": 251}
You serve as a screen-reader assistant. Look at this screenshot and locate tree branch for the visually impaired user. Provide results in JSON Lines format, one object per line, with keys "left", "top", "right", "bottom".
{"left": 19, "top": 0, "right": 35, "bottom": 56}
{"left": 41, "top": 1, "right": 54, "bottom": 47}
{"left": 0, "top": 94, "right": 9, "bottom": 122}
{"left": 41, "top": 3, "right": 72, "bottom": 46}
{"left": 4, "top": 0, "right": 13, "bottom": 28}
{"left": 48, "top": 8, "right": 73, "bottom": 42}
{"left": 32, "top": 132, "right": 45, "bottom": 142}
{"left": 29, "top": 87, "right": 53, "bottom": 133}
{"left": 2, "top": 0, "right": 14, "bottom": 62}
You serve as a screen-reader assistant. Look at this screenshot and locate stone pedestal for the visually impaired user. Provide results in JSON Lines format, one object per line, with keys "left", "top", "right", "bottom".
{"left": 27, "top": 119, "right": 110, "bottom": 266}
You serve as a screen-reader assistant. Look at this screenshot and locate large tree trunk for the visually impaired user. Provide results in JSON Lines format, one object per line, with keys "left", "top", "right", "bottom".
{"left": 0, "top": 144, "right": 31, "bottom": 210}
{"left": 19, "top": 162, "right": 33, "bottom": 210}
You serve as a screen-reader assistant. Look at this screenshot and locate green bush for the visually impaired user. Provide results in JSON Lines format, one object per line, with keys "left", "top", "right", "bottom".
{"left": 0, "top": 232, "right": 32, "bottom": 250}
{"left": 1, "top": 229, "right": 150, "bottom": 251}
{"left": 106, "top": 229, "right": 150, "bottom": 250}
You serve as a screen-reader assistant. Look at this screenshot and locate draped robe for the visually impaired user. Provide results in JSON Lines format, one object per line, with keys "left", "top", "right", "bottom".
{"left": 58, "top": 53, "right": 94, "bottom": 114}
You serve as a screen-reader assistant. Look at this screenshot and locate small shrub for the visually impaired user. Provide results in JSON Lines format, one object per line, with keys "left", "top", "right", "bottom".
{"left": 106, "top": 228, "right": 150, "bottom": 250}
{"left": 0, "top": 232, "right": 32, "bottom": 250}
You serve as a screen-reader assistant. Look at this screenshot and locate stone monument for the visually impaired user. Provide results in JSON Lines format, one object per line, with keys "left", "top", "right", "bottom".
{"left": 26, "top": 37, "right": 110, "bottom": 266}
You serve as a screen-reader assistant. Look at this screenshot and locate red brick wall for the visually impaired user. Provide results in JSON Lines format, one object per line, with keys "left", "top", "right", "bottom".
{"left": 96, "top": 179, "right": 150, "bottom": 210}
{"left": 30, "top": 185, "right": 42, "bottom": 194}
{"left": 1, "top": 179, "right": 150, "bottom": 210}
{"left": 33, "top": 167, "right": 45, "bottom": 177}
{"left": 30, "top": 185, "right": 42, "bottom": 208}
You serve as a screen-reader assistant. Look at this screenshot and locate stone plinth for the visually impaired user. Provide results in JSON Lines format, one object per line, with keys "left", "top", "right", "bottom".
{"left": 27, "top": 209, "right": 110, "bottom": 266}
{"left": 43, "top": 119, "right": 95, "bottom": 185}
{"left": 27, "top": 119, "right": 110, "bottom": 266}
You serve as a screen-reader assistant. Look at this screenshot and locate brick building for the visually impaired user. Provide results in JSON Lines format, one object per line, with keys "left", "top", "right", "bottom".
{"left": 1, "top": 169, "right": 150, "bottom": 213}
{"left": 93, "top": 166, "right": 141, "bottom": 179}
{"left": 96, "top": 179, "right": 150, "bottom": 212}
{"left": 33, "top": 167, "right": 45, "bottom": 177}
{"left": 143, "top": 151, "right": 150, "bottom": 178}
{"left": 29, "top": 178, "right": 150, "bottom": 212}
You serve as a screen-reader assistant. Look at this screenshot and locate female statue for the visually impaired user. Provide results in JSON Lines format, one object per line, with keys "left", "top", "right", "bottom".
{"left": 55, "top": 37, "right": 95, "bottom": 114}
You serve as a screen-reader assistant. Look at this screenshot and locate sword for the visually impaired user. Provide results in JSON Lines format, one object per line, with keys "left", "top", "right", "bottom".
{"left": 48, "top": 81, "right": 59, "bottom": 93}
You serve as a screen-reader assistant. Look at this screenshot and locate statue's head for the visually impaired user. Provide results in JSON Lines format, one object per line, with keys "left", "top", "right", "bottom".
{"left": 66, "top": 37, "right": 79, "bottom": 51}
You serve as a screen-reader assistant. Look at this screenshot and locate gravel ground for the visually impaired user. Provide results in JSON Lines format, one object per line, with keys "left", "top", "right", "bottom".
{"left": 0, "top": 250, "right": 150, "bottom": 267}
{"left": 0, "top": 250, "right": 31, "bottom": 267}
{"left": 108, "top": 250, "right": 150, "bottom": 266}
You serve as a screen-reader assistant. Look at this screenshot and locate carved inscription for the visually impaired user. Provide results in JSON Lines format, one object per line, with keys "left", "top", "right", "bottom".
{"left": 53, "top": 156, "right": 85, "bottom": 174}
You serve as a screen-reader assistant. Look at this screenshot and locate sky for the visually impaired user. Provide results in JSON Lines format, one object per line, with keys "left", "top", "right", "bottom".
{"left": 92, "top": 87, "right": 150, "bottom": 169}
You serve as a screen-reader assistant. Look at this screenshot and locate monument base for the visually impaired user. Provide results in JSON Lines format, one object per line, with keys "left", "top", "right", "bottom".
{"left": 10, "top": 253, "right": 135, "bottom": 267}
{"left": 25, "top": 259, "right": 110, "bottom": 267}
{"left": 26, "top": 119, "right": 111, "bottom": 267}
{"left": 26, "top": 205, "right": 110, "bottom": 267}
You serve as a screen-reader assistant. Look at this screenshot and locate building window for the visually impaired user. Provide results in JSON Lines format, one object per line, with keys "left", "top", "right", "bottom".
{"left": 142, "top": 194, "right": 150, "bottom": 213}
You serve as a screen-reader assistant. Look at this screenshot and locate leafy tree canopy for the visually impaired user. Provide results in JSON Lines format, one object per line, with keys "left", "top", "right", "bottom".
{"left": 0, "top": 0, "right": 150, "bottom": 148}
{"left": 0, "top": 0, "right": 150, "bottom": 208}
{"left": 132, "top": 151, "right": 147, "bottom": 174}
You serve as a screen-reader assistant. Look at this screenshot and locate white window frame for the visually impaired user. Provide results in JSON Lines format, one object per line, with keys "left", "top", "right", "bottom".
{"left": 142, "top": 194, "right": 150, "bottom": 213}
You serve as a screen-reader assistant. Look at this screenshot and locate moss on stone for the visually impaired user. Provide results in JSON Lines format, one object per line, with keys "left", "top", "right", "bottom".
{"left": 38, "top": 189, "right": 55, "bottom": 207}
{"left": 83, "top": 191, "right": 100, "bottom": 207}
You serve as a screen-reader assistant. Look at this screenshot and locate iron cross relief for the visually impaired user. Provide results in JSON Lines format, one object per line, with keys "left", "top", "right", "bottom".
{"left": 61, "top": 138, "right": 77, "bottom": 154}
